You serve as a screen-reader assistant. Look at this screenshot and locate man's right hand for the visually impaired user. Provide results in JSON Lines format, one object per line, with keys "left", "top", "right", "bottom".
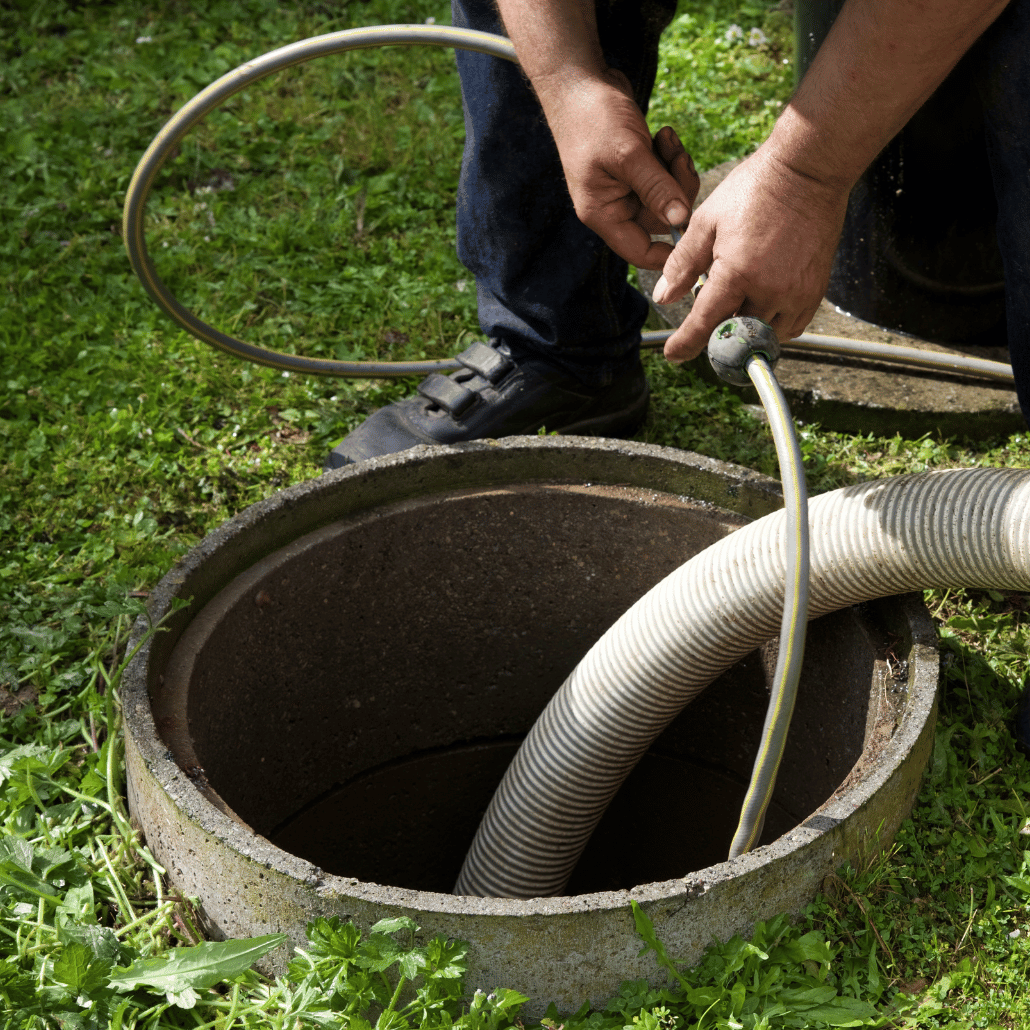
{"left": 655, "top": 147, "right": 849, "bottom": 363}
{"left": 538, "top": 68, "right": 700, "bottom": 271}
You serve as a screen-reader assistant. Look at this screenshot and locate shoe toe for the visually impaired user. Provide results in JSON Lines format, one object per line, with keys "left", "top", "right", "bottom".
{"left": 324, "top": 399, "right": 440, "bottom": 470}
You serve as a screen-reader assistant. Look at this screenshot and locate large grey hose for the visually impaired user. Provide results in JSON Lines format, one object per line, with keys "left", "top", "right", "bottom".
{"left": 454, "top": 466, "right": 1030, "bottom": 898}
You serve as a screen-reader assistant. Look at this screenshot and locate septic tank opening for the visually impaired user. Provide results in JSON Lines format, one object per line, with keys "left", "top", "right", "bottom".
{"left": 155, "top": 479, "right": 888, "bottom": 896}
{"left": 125, "top": 439, "right": 938, "bottom": 1007}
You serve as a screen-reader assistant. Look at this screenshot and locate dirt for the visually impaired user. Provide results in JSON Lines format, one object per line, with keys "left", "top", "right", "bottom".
{"left": 1, "top": 686, "right": 37, "bottom": 717}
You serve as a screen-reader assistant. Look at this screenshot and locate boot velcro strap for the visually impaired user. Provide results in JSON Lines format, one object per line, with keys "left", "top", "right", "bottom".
{"left": 418, "top": 373, "right": 475, "bottom": 416}
{"left": 457, "top": 341, "right": 513, "bottom": 384}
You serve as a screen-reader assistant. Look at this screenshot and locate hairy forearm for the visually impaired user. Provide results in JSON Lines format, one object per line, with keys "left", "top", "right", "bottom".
{"left": 768, "top": 0, "right": 1010, "bottom": 191}
{"left": 493, "top": 0, "right": 606, "bottom": 98}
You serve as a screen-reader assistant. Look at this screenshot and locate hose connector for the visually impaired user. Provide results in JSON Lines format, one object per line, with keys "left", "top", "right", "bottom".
{"left": 708, "top": 317, "right": 780, "bottom": 386}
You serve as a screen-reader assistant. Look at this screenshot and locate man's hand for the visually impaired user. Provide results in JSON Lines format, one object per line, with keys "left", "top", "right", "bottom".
{"left": 654, "top": 148, "right": 849, "bottom": 362}
{"left": 651, "top": 0, "right": 1009, "bottom": 363}
{"left": 492, "top": 0, "right": 698, "bottom": 271}
{"left": 541, "top": 70, "right": 700, "bottom": 270}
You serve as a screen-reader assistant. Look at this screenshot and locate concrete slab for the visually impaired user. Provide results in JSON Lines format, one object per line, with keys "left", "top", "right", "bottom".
{"left": 638, "top": 161, "right": 1023, "bottom": 439}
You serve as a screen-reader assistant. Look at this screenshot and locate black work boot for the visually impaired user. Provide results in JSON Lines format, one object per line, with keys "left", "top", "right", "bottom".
{"left": 324, "top": 339, "right": 649, "bottom": 470}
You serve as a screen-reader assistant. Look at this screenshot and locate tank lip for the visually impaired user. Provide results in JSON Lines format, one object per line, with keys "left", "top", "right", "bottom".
{"left": 123, "top": 436, "right": 935, "bottom": 918}
{"left": 126, "top": 436, "right": 786, "bottom": 694}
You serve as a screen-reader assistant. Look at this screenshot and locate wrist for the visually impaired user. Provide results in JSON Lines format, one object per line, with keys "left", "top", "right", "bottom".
{"left": 535, "top": 67, "right": 633, "bottom": 143}
{"left": 759, "top": 107, "right": 860, "bottom": 202}
{"left": 495, "top": 0, "right": 606, "bottom": 104}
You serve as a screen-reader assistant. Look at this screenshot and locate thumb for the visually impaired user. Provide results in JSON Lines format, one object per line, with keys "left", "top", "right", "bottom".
{"left": 616, "top": 140, "right": 693, "bottom": 231}
{"left": 652, "top": 206, "right": 716, "bottom": 306}
{"left": 652, "top": 126, "right": 701, "bottom": 217}
{"left": 664, "top": 266, "right": 748, "bottom": 363}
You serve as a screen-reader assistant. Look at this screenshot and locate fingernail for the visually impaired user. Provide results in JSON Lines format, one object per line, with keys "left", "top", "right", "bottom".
{"left": 665, "top": 201, "right": 688, "bottom": 227}
{"left": 669, "top": 128, "right": 682, "bottom": 148}
{"left": 652, "top": 275, "right": 669, "bottom": 304}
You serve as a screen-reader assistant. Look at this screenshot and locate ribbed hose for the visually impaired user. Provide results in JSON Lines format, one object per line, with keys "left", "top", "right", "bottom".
{"left": 454, "top": 466, "right": 1030, "bottom": 898}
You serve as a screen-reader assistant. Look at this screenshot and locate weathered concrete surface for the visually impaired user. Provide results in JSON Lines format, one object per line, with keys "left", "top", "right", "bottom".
{"left": 122, "top": 438, "right": 938, "bottom": 1014}
{"left": 639, "top": 160, "right": 1023, "bottom": 438}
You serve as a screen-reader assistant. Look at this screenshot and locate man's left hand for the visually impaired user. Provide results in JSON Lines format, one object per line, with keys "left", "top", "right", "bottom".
{"left": 653, "top": 148, "right": 849, "bottom": 362}
{"left": 541, "top": 69, "right": 701, "bottom": 270}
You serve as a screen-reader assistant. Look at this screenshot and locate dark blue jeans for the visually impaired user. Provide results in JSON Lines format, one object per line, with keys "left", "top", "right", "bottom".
{"left": 451, "top": 0, "right": 677, "bottom": 387}
{"left": 976, "top": 0, "right": 1030, "bottom": 424}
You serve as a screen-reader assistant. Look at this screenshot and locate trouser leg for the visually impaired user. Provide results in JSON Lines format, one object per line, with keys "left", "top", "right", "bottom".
{"left": 451, "top": 0, "right": 677, "bottom": 387}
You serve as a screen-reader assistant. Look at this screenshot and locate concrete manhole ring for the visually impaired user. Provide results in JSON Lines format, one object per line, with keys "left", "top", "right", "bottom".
{"left": 122, "top": 436, "right": 938, "bottom": 1013}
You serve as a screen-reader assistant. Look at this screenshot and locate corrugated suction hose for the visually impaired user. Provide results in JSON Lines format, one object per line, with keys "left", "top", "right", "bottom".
{"left": 454, "top": 466, "right": 1030, "bottom": 898}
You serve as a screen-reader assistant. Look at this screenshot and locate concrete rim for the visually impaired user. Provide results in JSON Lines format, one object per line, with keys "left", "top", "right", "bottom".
{"left": 122, "top": 436, "right": 938, "bottom": 1005}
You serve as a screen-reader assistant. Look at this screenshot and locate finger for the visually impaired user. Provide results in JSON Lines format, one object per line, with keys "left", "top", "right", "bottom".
{"left": 651, "top": 210, "right": 715, "bottom": 305}
{"left": 573, "top": 175, "right": 677, "bottom": 268}
{"left": 664, "top": 267, "right": 747, "bottom": 364}
{"left": 737, "top": 298, "right": 818, "bottom": 344}
{"left": 738, "top": 297, "right": 784, "bottom": 331}
{"left": 597, "top": 216, "right": 676, "bottom": 270}
{"left": 636, "top": 128, "right": 700, "bottom": 235}
{"left": 636, "top": 206, "right": 679, "bottom": 237}
{"left": 613, "top": 137, "right": 693, "bottom": 233}
{"left": 653, "top": 126, "right": 701, "bottom": 213}
{"left": 788, "top": 299, "right": 823, "bottom": 341}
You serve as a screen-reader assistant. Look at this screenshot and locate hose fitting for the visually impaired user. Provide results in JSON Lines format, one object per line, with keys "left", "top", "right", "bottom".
{"left": 708, "top": 317, "right": 781, "bottom": 386}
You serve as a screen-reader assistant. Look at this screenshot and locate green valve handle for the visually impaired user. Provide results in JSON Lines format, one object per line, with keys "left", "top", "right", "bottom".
{"left": 708, "top": 316, "right": 781, "bottom": 386}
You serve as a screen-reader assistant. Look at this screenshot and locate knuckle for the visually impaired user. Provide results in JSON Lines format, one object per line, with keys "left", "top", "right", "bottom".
{"left": 610, "top": 136, "right": 642, "bottom": 168}
{"left": 637, "top": 174, "right": 671, "bottom": 210}
{"left": 571, "top": 195, "right": 601, "bottom": 228}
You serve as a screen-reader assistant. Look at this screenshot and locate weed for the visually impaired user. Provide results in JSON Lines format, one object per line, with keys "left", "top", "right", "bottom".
{"left": 648, "top": 1, "right": 794, "bottom": 169}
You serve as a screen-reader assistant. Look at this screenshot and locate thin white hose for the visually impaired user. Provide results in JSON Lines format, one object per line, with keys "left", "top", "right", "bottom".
{"left": 640, "top": 329, "right": 1015, "bottom": 383}
{"left": 123, "top": 25, "right": 515, "bottom": 378}
{"left": 791, "top": 333, "right": 1013, "bottom": 382}
{"left": 125, "top": 23, "right": 1014, "bottom": 388}
{"left": 729, "top": 355, "right": 809, "bottom": 858}
{"left": 455, "top": 466, "right": 1030, "bottom": 898}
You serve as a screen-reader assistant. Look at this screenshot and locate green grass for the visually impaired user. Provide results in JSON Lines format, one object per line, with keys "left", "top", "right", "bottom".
{"left": 2, "top": 0, "right": 1030, "bottom": 1026}
{"left": 648, "top": 0, "right": 794, "bottom": 168}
